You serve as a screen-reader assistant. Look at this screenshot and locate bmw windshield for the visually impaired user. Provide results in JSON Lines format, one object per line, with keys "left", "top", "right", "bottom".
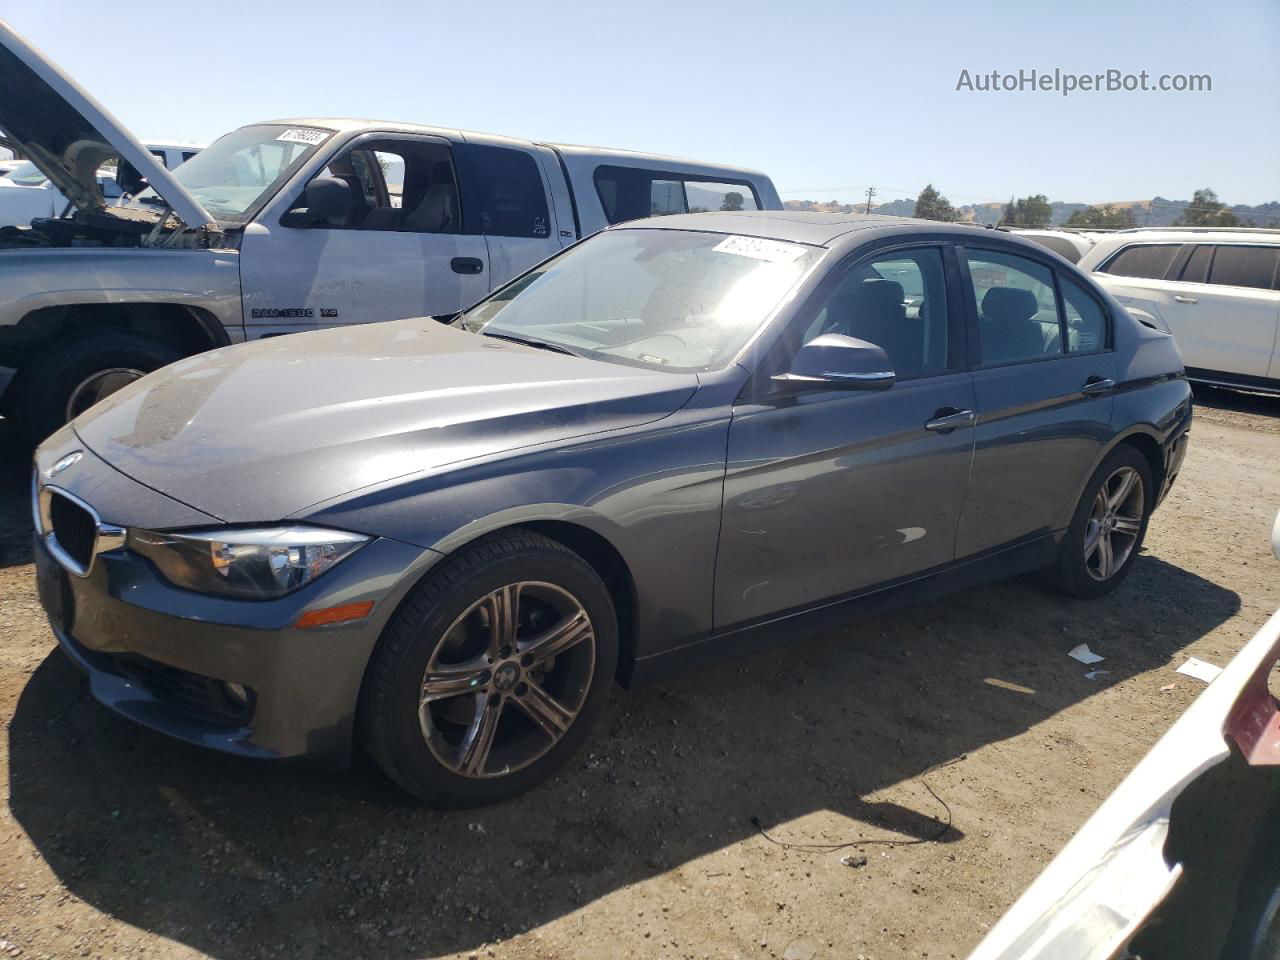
{"left": 128, "top": 124, "right": 333, "bottom": 224}
{"left": 459, "top": 229, "right": 823, "bottom": 372}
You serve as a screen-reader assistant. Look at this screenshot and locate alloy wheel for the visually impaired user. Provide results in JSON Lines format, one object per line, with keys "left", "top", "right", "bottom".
{"left": 65, "top": 367, "right": 145, "bottom": 420}
{"left": 1083, "top": 466, "right": 1144, "bottom": 581}
{"left": 418, "top": 581, "right": 595, "bottom": 778}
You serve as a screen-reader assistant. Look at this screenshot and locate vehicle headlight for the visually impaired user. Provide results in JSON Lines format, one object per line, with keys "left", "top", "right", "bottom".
{"left": 127, "top": 525, "right": 369, "bottom": 599}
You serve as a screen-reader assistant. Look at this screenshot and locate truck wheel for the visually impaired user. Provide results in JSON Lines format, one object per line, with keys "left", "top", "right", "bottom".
{"left": 360, "top": 528, "right": 618, "bottom": 807}
{"left": 19, "top": 331, "right": 181, "bottom": 445}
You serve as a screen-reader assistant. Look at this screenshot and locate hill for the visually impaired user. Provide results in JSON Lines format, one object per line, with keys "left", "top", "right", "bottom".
{"left": 783, "top": 196, "right": 1280, "bottom": 227}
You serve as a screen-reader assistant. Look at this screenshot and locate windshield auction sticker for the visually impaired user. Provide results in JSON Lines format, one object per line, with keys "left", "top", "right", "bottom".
{"left": 276, "top": 127, "right": 330, "bottom": 145}
{"left": 713, "top": 235, "right": 807, "bottom": 263}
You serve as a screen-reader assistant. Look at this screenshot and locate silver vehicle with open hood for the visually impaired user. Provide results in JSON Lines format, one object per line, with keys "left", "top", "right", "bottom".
{"left": 0, "top": 18, "right": 780, "bottom": 444}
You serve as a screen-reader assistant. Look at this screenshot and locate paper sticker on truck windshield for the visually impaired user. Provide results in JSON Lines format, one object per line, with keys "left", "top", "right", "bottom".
{"left": 276, "top": 128, "right": 329, "bottom": 145}
{"left": 712, "top": 235, "right": 807, "bottom": 263}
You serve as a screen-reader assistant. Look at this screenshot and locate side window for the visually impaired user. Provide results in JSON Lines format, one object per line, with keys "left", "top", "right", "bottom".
{"left": 965, "top": 251, "right": 1063, "bottom": 365}
{"left": 594, "top": 166, "right": 759, "bottom": 225}
{"left": 802, "top": 247, "right": 950, "bottom": 379}
{"left": 149, "top": 149, "right": 169, "bottom": 168}
{"left": 1178, "top": 244, "right": 1214, "bottom": 283}
{"left": 1059, "top": 275, "right": 1108, "bottom": 353}
{"left": 180, "top": 151, "right": 199, "bottom": 164}
{"left": 1208, "top": 245, "right": 1280, "bottom": 291}
{"left": 686, "top": 181, "right": 759, "bottom": 213}
{"left": 650, "top": 180, "right": 686, "bottom": 216}
{"left": 466, "top": 145, "right": 551, "bottom": 239}
{"left": 1099, "top": 244, "right": 1182, "bottom": 280}
{"left": 306, "top": 138, "right": 460, "bottom": 233}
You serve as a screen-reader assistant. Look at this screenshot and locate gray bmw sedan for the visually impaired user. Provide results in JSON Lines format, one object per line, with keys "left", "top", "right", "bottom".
{"left": 32, "top": 213, "right": 1191, "bottom": 806}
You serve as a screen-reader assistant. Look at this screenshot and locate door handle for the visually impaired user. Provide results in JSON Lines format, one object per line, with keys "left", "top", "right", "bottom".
{"left": 1081, "top": 377, "right": 1116, "bottom": 396}
{"left": 451, "top": 257, "right": 484, "bottom": 275}
{"left": 924, "top": 407, "right": 976, "bottom": 433}
{"left": 1173, "top": 295, "right": 1198, "bottom": 304}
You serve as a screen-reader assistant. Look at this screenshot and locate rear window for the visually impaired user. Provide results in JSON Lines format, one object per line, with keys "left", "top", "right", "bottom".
{"left": 594, "top": 166, "right": 759, "bottom": 225}
{"left": 1099, "top": 243, "right": 1182, "bottom": 280}
{"left": 1026, "top": 235, "right": 1083, "bottom": 263}
{"left": 1208, "top": 245, "right": 1280, "bottom": 290}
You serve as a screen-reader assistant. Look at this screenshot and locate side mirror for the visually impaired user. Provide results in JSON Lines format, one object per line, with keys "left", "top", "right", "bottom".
{"left": 282, "top": 177, "right": 353, "bottom": 227}
{"left": 773, "top": 333, "right": 895, "bottom": 390}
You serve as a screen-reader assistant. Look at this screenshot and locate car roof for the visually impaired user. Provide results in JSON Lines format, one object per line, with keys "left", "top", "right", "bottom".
{"left": 618, "top": 210, "right": 1046, "bottom": 250}
{"left": 255, "top": 118, "right": 765, "bottom": 176}
{"left": 1087, "top": 229, "right": 1280, "bottom": 249}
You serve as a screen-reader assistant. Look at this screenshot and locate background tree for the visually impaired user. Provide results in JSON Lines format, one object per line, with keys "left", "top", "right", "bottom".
{"left": 1000, "top": 194, "right": 1053, "bottom": 227}
{"left": 720, "top": 191, "right": 744, "bottom": 212}
{"left": 1174, "top": 188, "right": 1241, "bottom": 227}
{"left": 913, "top": 183, "right": 955, "bottom": 221}
{"left": 1064, "top": 204, "right": 1137, "bottom": 229}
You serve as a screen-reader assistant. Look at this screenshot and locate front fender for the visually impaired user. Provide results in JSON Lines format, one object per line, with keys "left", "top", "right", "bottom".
{"left": 299, "top": 409, "right": 734, "bottom": 661}
{"left": 0, "top": 247, "right": 242, "bottom": 335}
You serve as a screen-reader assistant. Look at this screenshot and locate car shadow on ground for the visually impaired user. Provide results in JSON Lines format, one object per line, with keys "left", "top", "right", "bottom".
{"left": 7, "top": 508, "right": 1239, "bottom": 960}
{"left": 1192, "top": 383, "right": 1280, "bottom": 418}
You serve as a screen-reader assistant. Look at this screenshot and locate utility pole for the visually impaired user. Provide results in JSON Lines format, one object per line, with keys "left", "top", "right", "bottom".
{"left": 864, "top": 186, "right": 876, "bottom": 214}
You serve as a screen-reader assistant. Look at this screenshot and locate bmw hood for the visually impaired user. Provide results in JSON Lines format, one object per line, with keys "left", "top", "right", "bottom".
{"left": 71, "top": 320, "right": 700, "bottom": 522}
{"left": 0, "top": 19, "right": 213, "bottom": 228}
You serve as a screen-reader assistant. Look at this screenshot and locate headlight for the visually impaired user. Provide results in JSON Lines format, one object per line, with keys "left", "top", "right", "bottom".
{"left": 127, "top": 525, "right": 369, "bottom": 599}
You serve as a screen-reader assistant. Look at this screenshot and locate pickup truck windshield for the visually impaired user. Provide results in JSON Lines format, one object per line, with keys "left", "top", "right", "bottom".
{"left": 460, "top": 229, "right": 822, "bottom": 372}
{"left": 130, "top": 124, "right": 333, "bottom": 224}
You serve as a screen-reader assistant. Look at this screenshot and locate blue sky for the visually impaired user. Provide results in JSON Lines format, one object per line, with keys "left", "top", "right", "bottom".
{"left": 3, "top": 0, "right": 1277, "bottom": 206}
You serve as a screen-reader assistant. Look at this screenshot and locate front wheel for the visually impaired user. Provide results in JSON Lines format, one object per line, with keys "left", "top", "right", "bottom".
{"left": 19, "top": 331, "right": 180, "bottom": 445}
{"left": 1047, "top": 446, "right": 1153, "bottom": 598}
{"left": 360, "top": 529, "right": 618, "bottom": 806}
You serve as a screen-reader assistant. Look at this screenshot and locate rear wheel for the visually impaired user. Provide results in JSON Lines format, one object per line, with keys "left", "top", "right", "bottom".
{"left": 1046, "top": 445, "right": 1153, "bottom": 598}
{"left": 19, "top": 331, "right": 180, "bottom": 445}
{"left": 360, "top": 529, "right": 618, "bottom": 806}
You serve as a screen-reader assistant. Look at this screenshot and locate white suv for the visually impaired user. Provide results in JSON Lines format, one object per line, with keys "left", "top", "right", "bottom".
{"left": 1078, "top": 228, "right": 1280, "bottom": 393}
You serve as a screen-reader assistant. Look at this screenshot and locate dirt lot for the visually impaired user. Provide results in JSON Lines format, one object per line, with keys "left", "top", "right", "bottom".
{"left": 2, "top": 387, "right": 1279, "bottom": 960}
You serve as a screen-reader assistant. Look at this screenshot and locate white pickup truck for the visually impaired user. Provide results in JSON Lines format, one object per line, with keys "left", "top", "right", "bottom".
{"left": 0, "top": 19, "right": 780, "bottom": 443}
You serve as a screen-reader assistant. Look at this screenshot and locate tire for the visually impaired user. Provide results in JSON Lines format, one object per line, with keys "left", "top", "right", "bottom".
{"left": 19, "top": 330, "right": 181, "bottom": 446}
{"left": 1046, "top": 444, "right": 1153, "bottom": 599}
{"left": 360, "top": 528, "right": 618, "bottom": 807}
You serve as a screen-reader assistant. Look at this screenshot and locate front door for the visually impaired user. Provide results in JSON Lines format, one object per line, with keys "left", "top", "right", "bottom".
{"left": 715, "top": 244, "right": 976, "bottom": 630}
{"left": 239, "top": 133, "right": 489, "bottom": 337}
{"left": 955, "top": 245, "right": 1117, "bottom": 558}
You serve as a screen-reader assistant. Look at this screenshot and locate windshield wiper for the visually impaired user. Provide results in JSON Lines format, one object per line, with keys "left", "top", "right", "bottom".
{"left": 481, "top": 331, "right": 584, "bottom": 358}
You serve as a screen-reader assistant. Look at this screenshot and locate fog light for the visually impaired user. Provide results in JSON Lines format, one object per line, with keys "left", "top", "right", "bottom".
{"left": 222, "top": 682, "right": 249, "bottom": 707}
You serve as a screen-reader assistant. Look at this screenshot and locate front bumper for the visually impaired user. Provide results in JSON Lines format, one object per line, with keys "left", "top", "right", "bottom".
{"left": 31, "top": 432, "right": 438, "bottom": 766}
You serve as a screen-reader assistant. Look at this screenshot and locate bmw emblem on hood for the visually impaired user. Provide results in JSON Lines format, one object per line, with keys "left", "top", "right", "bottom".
{"left": 46, "top": 451, "right": 83, "bottom": 478}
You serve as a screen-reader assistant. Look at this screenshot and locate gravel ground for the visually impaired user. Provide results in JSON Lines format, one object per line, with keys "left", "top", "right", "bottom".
{"left": 1, "top": 385, "right": 1278, "bottom": 960}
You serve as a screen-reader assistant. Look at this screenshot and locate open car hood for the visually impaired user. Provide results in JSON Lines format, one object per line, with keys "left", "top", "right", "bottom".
{"left": 0, "top": 19, "right": 214, "bottom": 229}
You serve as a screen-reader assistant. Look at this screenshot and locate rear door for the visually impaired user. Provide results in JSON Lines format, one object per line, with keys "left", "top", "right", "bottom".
{"left": 955, "top": 245, "right": 1117, "bottom": 558}
{"left": 238, "top": 133, "right": 490, "bottom": 336}
{"left": 454, "top": 138, "right": 563, "bottom": 289}
{"left": 1160, "top": 243, "right": 1280, "bottom": 379}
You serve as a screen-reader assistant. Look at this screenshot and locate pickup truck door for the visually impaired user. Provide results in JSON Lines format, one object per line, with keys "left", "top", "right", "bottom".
{"left": 238, "top": 132, "right": 490, "bottom": 337}
{"left": 454, "top": 138, "right": 566, "bottom": 290}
